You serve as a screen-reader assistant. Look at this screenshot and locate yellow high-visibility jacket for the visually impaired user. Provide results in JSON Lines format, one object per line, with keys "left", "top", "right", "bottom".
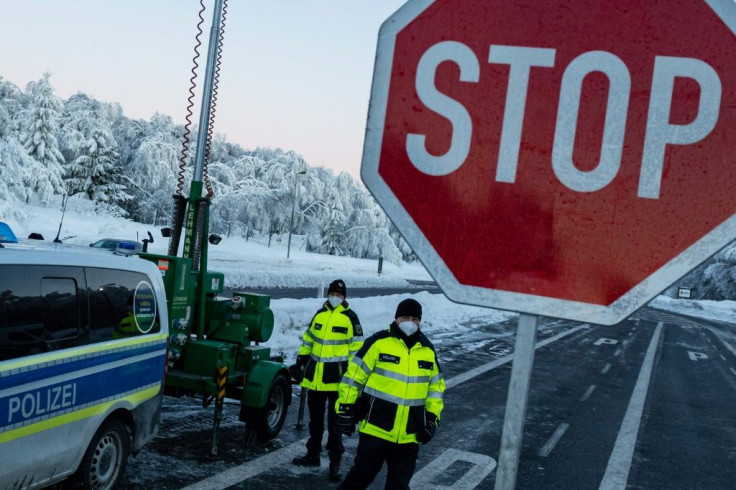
{"left": 299, "top": 301, "right": 363, "bottom": 391}
{"left": 336, "top": 323, "right": 445, "bottom": 444}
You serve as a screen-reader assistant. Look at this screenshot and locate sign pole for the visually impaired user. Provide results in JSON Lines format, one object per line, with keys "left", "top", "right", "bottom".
{"left": 494, "top": 313, "right": 539, "bottom": 490}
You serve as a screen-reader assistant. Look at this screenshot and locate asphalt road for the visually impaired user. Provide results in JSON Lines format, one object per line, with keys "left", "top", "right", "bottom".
{"left": 122, "top": 308, "right": 736, "bottom": 489}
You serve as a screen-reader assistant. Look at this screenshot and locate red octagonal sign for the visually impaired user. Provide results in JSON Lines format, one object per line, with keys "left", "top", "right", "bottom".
{"left": 362, "top": 0, "right": 736, "bottom": 325}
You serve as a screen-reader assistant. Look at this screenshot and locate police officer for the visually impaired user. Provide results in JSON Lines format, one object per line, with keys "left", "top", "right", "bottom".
{"left": 335, "top": 298, "right": 445, "bottom": 490}
{"left": 293, "top": 279, "right": 364, "bottom": 482}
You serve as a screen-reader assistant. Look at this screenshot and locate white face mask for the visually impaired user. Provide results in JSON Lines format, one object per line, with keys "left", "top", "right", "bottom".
{"left": 398, "top": 320, "right": 418, "bottom": 337}
{"left": 328, "top": 295, "right": 343, "bottom": 308}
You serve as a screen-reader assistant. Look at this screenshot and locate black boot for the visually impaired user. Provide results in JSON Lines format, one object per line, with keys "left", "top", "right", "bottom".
{"left": 293, "top": 453, "right": 321, "bottom": 466}
{"left": 329, "top": 459, "right": 342, "bottom": 482}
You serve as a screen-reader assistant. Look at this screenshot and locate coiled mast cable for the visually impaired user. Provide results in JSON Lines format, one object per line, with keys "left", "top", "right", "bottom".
{"left": 177, "top": 0, "right": 227, "bottom": 199}
{"left": 176, "top": 0, "right": 207, "bottom": 197}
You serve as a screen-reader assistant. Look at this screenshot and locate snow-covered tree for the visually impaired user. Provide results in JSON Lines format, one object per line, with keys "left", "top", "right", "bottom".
{"left": 256, "top": 152, "right": 302, "bottom": 246}
{"left": 209, "top": 155, "right": 272, "bottom": 238}
{"left": 60, "top": 94, "right": 130, "bottom": 210}
{"left": 309, "top": 172, "right": 354, "bottom": 255}
{"left": 0, "top": 77, "right": 24, "bottom": 137}
{"left": 342, "top": 187, "right": 402, "bottom": 264}
{"left": 389, "top": 223, "right": 417, "bottom": 262}
{"left": 122, "top": 114, "right": 184, "bottom": 222}
{"left": 19, "top": 73, "right": 65, "bottom": 203}
{"left": 0, "top": 137, "right": 38, "bottom": 204}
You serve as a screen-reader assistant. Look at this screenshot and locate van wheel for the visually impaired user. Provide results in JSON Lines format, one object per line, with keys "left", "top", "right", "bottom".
{"left": 76, "top": 418, "right": 130, "bottom": 490}
{"left": 244, "top": 373, "right": 289, "bottom": 443}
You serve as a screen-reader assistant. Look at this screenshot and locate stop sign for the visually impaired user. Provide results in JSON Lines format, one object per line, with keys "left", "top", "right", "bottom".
{"left": 361, "top": 0, "right": 736, "bottom": 325}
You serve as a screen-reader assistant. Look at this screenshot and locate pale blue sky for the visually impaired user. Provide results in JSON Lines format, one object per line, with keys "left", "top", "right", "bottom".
{"left": 0, "top": 1, "right": 406, "bottom": 178}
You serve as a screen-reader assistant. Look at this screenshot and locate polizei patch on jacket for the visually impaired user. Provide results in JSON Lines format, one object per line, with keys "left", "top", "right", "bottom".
{"left": 418, "top": 360, "right": 434, "bottom": 370}
{"left": 314, "top": 323, "right": 323, "bottom": 330}
{"left": 332, "top": 326, "right": 348, "bottom": 334}
{"left": 379, "top": 353, "right": 401, "bottom": 364}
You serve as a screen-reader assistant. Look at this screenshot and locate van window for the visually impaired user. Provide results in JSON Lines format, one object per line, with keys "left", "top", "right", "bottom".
{"left": 0, "top": 265, "right": 83, "bottom": 361}
{"left": 86, "top": 267, "right": 161, "bottom": 343}
{"left": 0, "top": 264, "right": 161, "bottom": 361}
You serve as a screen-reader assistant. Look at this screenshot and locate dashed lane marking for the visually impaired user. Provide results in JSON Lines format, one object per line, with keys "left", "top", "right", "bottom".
{"left": 721, "top": 355, "right": 727, "bottom": 361}
{"left": 539, "top": 423, "right": 570, "bottom": 457}
{"left": 580, "top": 384, "right": 597, "bottom": 402}
{"left": 601, "top": 363, "right": 612, "bottom": 375}
{"left": 705, "top": 327, "right": 736, "bottom": 358}
{"left": 614, "top": 348, "right": 622, "bottom": 357}
{"left": 731, "top": 367, "right": 736, "bottom": 377}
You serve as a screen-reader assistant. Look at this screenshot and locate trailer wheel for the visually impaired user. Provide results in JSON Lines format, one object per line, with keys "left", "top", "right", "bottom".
{"left": 75, "top": 418, "right": 130, "bottom": 490}
{"left": 245, "top": 373, "right": 289, "bottom": 443}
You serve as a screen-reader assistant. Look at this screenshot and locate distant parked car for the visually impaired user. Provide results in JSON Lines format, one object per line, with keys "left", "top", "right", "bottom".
{"left": 89, "top": 238, "right": 143, "bottom": 253}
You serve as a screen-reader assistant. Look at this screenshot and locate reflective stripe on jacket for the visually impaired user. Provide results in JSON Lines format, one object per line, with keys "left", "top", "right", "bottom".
{"left": 336, "top": 323, "right": 445, "bottom": 444}
{"left": 299, "top": 301, "right": 363, "bottom": 391}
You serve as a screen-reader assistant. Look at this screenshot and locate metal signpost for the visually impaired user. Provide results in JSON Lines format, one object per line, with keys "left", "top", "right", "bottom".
{"left": 361, "top": 0, "right": 736, "bottom": 488}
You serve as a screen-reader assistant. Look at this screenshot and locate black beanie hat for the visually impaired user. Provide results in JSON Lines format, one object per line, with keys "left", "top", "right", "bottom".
{"left": 395, "top": 299, "right": 422, "bottom": 320}
{"left": 328, "top": 279, "right": 347, "bottom": 297}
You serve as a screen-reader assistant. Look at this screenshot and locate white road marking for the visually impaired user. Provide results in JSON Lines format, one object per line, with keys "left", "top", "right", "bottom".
{"left": 599, "top": 322, "right": 663, "bottom": 490}
{"left": 731, "top": 367, "right": 736, "bottom": 377}
{"left": 601, "top": 363, "right": 612, "bottom": 375}
{"left": 721, "top": 355, "right": 727, "bottom": 361}
{"left": 411, "top": 448, "right": 496, "bottom": 489}
{"left": 538, "top": 423, "right": 570, "bottom": 457}
{"left": 180, "top": 437, "right": 311, "bottom": 489}
{"left": 595, "top": 338, "right": 618, "bottom": 346}
{"left": 705, "top": 326, "right": 736, "bottom": 358}
{"left": 579, "top": 384, "right": 597, "bottom": 402}
{"left": 688, "top": 351, "right": 708, "bottom": 361}
{"left": 613, "top": 348, "right": 622, "bottom": 357}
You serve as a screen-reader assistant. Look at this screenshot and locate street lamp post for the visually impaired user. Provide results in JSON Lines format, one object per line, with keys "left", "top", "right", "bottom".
{"left": 287, "top": 169, "right": 306, "bottom": 259}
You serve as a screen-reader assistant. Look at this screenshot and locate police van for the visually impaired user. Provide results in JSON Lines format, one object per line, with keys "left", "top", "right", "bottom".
{"left": 0, "top": 244, "right": 169, "bottom": 489}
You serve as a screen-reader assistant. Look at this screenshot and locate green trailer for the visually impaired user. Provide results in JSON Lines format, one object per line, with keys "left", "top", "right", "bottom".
{"left": 140, "top": 0, "right": 290, "bottom": 455}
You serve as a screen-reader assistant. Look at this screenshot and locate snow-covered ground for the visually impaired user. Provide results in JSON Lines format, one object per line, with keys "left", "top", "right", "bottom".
{"left": 3, "top": 201, "right": 735, "bottom": 365}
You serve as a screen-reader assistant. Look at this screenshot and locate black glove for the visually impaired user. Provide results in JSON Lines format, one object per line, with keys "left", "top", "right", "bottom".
{"left": 336, "top": 404, "right": 356, "bottom": 436}
{"left": 288, "top": 363, "right": 304, "bottom": 383}
{"left": 415, "top": 413, "right": 438, "bottom": 445}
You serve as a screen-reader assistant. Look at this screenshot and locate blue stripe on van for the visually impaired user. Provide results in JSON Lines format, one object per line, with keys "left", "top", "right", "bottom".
{"left": 0, "top": 341, "right": 167, "bottom": 432}
{"left": 0, "top": 339, "right": 166, "bottom": 390}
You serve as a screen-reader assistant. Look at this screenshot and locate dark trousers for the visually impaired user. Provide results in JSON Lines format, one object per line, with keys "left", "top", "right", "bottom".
{"left": 338, "top": 433, "right": 419, "bottom": 490}
{"left": 306, "top": 389, "right": 344, "bottom": 460}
